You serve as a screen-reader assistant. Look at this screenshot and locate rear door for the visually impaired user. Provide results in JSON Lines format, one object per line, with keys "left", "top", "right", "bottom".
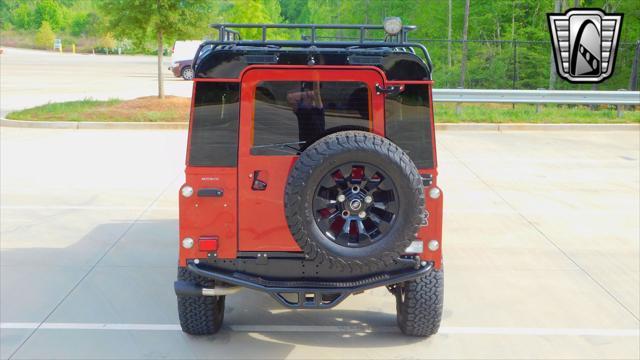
{"left": 237, "top": 67, "right": 386, "bottom": 252}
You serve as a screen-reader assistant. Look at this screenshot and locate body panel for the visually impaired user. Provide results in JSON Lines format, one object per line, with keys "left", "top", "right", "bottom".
{"left": 237, "top": 67, "right": 386, "bottom": 251}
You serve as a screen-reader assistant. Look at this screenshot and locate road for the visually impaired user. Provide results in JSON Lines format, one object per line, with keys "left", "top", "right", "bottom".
{"left": 0, "top": 47, "right": 191, "bottom": 116}
{"left": 1, "top": 127, "right": 638, "bottom": 359}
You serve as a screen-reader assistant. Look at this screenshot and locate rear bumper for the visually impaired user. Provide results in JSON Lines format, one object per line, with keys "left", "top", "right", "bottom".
{"left": 169, "top": 65, "right": 181, "bottom": 77}
{"left": 175, "top": 260, "right": 433, "bottom": 309}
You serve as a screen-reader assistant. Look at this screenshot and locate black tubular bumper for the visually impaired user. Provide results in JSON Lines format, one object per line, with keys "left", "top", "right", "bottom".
{"left": 175, "top": 260, "right": 433, "bottom": 309}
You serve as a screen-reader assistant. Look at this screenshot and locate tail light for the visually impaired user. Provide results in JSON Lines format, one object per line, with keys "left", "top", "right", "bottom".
{"left": 199, "top": 236, "right": 219, "bottom": 251}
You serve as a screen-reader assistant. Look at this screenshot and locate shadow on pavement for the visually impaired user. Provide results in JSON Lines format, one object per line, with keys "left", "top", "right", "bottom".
{"left": 2, "top": 219, "right": 427, "bottom": 357}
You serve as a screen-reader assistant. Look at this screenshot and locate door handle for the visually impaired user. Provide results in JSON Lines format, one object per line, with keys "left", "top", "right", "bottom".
{"left": 252, "top": 170, "right": 268, "bottom": 191}
{"left": 375, "top": 84, "right": 403, "bottom": 96}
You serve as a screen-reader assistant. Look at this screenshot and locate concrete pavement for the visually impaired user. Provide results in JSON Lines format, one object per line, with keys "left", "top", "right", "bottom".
{"left": 0, "top": 47, "right": 191, "bottom": 116}
{"left": 0, "top": 127, "right": 638, "bottom": 359}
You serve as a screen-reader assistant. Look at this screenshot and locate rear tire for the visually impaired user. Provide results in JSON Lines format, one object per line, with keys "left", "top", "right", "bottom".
{"left": 181, "top": 66, "right": 194, "bottom": 80}
{"left": 176, "top": 267, "right": 225, "bottom": 335}
{"left": 395, "top": 268, "right": 443, "bottom": 337}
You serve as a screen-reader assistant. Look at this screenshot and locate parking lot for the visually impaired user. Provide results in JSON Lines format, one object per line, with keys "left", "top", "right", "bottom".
{"left": 1, "top": 127, "right": 637, "bottom": 359}
{"left": 0, "top": 48, "right": 191, "bottom": 116}
{"left": 1, "top": 48, "right": 639, "bottom": 359}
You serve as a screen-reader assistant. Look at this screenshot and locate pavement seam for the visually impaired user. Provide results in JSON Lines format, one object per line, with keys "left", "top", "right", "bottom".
{"left": 6, "top": 175, "right": 180, "bottom": 360}
{"left": 439, "top": 141, "right": 640, "bottom": 323}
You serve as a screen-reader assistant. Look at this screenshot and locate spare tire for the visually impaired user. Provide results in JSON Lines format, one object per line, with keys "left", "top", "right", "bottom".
{"left": 284, "top": 131, "right": 424, "bottom": 273}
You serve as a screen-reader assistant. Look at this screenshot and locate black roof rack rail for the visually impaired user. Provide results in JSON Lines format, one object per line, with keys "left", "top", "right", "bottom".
{"left": 195, "top": 23, "right": 432, "bottom": 73}
{"left": 210, "top": 23, "right": 417, "bottom": 44}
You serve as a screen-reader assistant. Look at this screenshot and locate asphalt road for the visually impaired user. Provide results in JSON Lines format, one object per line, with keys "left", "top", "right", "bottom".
{"left": 0, "top": 127, "right": 638, "bottom": 359}
{"left": 1, "top": 47, "right": 639, "bottom": 359}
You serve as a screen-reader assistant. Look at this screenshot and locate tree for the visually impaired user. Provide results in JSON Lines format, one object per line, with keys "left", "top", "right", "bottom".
{"left": 98, "top": 0, "right": 211, "bottom": 99}
{"left": 12, "top": 2, "right": 33, "bottom": 30}
{"left": 99, "top": 32, "right": 116, "bottom": 54}
{"left": 34, "top": 0, "right": 65, "bottom": 30}
{"left": 34, "top": 21, "right": 56, "bottom": 49}
{"left": 447, "top": 0, "right": 452, "bottom": 68}
{"left": 459, "top": 0, "right": 470, "bottom": 88}
{"left": 548, "top": 0, "right": 562, "bottom": 89}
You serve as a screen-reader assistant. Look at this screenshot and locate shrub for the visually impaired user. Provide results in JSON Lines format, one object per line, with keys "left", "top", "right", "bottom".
{"left": 34, "top": 21, "right": 56, "bottom": 49}
{"left": 98, "top": 32, "right": 116, "bottom": 53}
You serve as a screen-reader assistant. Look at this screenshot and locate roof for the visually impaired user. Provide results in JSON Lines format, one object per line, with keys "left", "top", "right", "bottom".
{"left": 193, "top": 23, "right": 433, "bottom": 81}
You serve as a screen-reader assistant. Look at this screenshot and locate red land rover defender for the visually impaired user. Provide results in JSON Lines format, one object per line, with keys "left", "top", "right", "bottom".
{"left": 175, "top": 21, "right": 443, "bottom": 337}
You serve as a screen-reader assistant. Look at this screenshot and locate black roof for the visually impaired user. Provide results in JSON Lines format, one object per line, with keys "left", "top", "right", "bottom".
{"left": 193, "top": 23, "right": 433, "bottom": 81}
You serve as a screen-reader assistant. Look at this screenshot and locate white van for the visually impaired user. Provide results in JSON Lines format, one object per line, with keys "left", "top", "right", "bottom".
{"left": 169, "top": 40, "right": 201, "bottom": 80}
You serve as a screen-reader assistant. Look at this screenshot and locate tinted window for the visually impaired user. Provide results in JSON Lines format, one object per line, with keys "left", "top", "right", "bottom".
{"left": 385, "top": 84, "right": 434, "bottom": 168}
{"left": 252, "top": 81, "right": 370, "bottom": 155}
{"left": 189, "top": 82, "right": 239, "bottom": 166}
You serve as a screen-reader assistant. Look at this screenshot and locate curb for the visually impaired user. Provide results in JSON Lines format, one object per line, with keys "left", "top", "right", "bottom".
{"left": 1, "top": 118, "right": 638, "bottom": 131}
{"left": 0, "top": 118, "right": 187, "bottom": 130}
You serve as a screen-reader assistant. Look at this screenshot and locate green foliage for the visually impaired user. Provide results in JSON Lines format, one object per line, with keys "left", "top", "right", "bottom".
{"left": 69, "top": 12, "right": 102, "bottom": 37}
{"left": 3, "top": 0, "right": 639, "bottom": 90}
{"left": 98, "top": 0, "right": 213, "bottom": 46}
{"left": 34, "top": 20, "right": 56, "bottom": 49}
{"left": 34, "top": 0, "right": 65, "bottom": 29}
{"left": 12, "top": 3, "right": 34, "bottom": 30}
{"left": 99, "top": 32, "right": 116, "bottom": 50}
{"left": 222, "top": 0, "right": 286, "bottom": 39}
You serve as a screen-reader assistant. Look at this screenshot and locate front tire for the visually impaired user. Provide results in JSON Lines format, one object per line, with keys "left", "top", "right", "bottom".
{"left": 181, "top": 66, "right": 194, "bottom": 80}
{"left": 176, "top": 267, "right": 225, "bottom": 335}
{"left": 395, "top": 268, "right": 444, "bottom": 337}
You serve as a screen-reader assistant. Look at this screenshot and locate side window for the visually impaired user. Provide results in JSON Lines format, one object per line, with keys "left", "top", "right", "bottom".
{"left": 252, "top": 81, "right": 370, "bottom": 155}
{"left": 385, "top": 84, "right": 434, "bottom": 169}
{"left": 189, "top": 82, "right": 240, "bottom": 166}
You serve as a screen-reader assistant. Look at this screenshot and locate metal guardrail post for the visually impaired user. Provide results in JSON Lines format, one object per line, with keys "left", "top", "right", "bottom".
{"left": 455, "top": 87, "right": 463, "bottom": 115}
{"left": 535, "top": 88, "right": 544, "bottom": 113}
{"left": 617, "top": 89, "right": 625, "bottom": 118}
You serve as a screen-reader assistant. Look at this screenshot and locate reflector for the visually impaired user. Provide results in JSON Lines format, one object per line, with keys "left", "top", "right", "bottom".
{"left": 199, "top": 237, "right": 219, "bottom": 251}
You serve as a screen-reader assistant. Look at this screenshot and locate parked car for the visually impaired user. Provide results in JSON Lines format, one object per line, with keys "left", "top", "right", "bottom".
{"left": 174, "top": 20, "right": 443, "bottom": 337}
{"left": 168, "top": 40, "right": 201, "bottom": 80}
{"left": 169, "top": 59, "right": 195, "bottom": 80}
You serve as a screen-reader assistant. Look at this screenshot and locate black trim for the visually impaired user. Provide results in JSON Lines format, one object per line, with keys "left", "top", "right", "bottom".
{"left": 197, "top": 188, "right": 224, "bottom": 197}
{"left": 421, "top": 174, "right": 433, "bottom": 187}
{"left": 235, "top": 251, "right": 306, "bottom": 259}
{"left": 178, "top": 261, "right": 433, "bottom": 309}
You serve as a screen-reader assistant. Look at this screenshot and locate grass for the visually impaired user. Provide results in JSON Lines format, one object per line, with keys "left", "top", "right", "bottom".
{"left": 6, "top": 97, "right": 639, "bottom": 123}
{"left": 434, "top": 103, "right": 640, "bottom": 123}
{"left": 7, "top": 97, "right": 191, "bottom": 122}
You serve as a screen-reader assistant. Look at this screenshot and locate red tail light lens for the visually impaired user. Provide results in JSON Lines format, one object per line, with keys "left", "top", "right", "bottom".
{"left": 198, "top": 236, "right": 218, "bottom": 251}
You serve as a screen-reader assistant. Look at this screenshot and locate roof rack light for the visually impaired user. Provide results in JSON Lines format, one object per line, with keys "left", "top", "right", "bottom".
{"left": 383, "top": 17, "right": 403, "bottom": 35}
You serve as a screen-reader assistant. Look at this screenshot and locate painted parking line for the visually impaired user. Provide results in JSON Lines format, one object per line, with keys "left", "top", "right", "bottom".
{"left": 1, "top": 323, "right": 638, "bottom": 337}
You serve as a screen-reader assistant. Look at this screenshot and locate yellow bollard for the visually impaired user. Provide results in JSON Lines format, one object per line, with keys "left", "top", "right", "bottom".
{"left": 59, "top": 45, "right": 62, "bottom": 53}
{"left": 72, "top": 44, "right": 76, "bottom": 54}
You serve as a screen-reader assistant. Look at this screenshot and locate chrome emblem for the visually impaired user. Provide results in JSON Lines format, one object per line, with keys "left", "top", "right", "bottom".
{"left": 547, "top": 8, "right": 623, "bottom": 83}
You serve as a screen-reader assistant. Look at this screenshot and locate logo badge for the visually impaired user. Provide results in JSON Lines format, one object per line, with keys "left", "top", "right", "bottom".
{"left": 548, "top": 8, "right": 623, "bottom": 83}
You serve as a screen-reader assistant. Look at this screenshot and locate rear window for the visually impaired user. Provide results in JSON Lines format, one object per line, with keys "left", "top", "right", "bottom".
{"left": 385, "top": 84, "right": 434, "bottom": 169}
{"left": 189, "top": 82, "right": 239, "bottom": 166}
{"left": 252, "top": 81, "right": 370, "bottom": 155}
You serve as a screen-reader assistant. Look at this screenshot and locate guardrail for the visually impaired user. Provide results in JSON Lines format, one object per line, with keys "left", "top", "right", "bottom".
{"left": 432, "top": 89, "right": 640, "bottom": 105}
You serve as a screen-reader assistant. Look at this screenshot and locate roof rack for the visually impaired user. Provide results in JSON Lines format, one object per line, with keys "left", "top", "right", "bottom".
{"left": 195, "top": 23, "right": 432, "bottom": 72}
{"left": 210, "top": 23, "right": 417, "bottom": 44}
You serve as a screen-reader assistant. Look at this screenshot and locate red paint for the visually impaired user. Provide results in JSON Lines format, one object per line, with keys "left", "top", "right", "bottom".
{"left": 178, "top": 167, "right": 238, "bottom": 265}
{"left": 237, "top": 67, "right": 386, "bottom": 252}
{"left": 179, "top": 65, "right": 442, "bottom": 270}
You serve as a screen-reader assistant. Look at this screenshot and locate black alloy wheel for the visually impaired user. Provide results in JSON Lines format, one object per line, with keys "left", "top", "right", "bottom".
{"left": 313, "top": 162, "right": 399, "bottom": 248}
